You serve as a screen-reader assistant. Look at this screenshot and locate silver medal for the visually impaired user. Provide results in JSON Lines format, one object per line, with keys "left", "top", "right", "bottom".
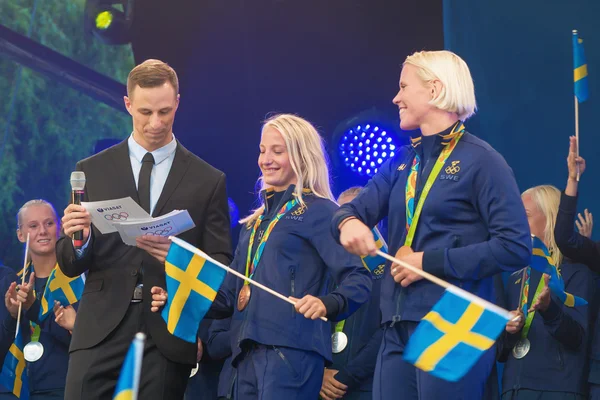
{"left": 512, "top": 338, "right": 531, "bottom": 359}
{"left": 189, "top": 362, "right": 199, "bottom": 378}
{"left": 23, "top": 341, "right": 44, "bottom": 362}
{"left": 331, "top": 332, "right": 348, "bottom": 354}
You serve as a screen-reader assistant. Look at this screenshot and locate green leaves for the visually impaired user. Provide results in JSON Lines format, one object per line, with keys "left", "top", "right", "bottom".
{"left": 0, "top": 0, "right": 134, "bottom": 268}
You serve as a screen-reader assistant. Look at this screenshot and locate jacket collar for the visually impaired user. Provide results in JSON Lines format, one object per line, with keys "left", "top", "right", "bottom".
{"left": 259, "top": 185, "right": 313, "bottom": 214}
{"left": 409, "top": 120, "right": 465, "bottom": 149}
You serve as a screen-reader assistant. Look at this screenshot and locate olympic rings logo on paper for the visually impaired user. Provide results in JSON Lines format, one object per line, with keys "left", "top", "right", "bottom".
{"left": 104, "top": 212, "right": 130, "bottom": 221}
{"left": 144, "top": 226, "right": 173, "bottom": 237}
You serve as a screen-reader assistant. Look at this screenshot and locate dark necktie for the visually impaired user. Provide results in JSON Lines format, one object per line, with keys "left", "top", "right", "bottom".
{"left": 138, "top": 152, "right": 155, "bottom": 214}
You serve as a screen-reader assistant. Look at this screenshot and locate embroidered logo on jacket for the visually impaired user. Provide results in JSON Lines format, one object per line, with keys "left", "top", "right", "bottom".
{"left": 440, "top": 160, "right": 461, "bottom": 182}
{"left": 373, "top": 264, "right": 385, "bottom": 280}
{"left": 285, "top": 204, "right": 306, "bottom": 221}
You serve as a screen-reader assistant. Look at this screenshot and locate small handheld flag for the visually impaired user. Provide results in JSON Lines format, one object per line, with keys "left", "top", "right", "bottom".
{"left": 530, "top": 236, "right": 587, "bottom": 307}
{"left": 161, "top": 239, "right": 227, "bottom": 343}
{"left": 39, "top": 266, "right": 85, "bottom": 321}
{"left": 168, "top": 237, "right": 329, "bottom": 323}
{"left": 403, "top": 286, "right": 510, "bottom": 381}
{"left": 0, "top": 329, "right": 29, "bottom": 399}
{"left": 361, "top": 227, "right": 388, "bottom": 278}
{"left": 376, "top": 250, "right": 513, "bottom": 382}
{"left": 113, "top": 332, "right": 145, "bottom": 400}
{"left": 573, "top": 30, "right": 589, "bottom": 103}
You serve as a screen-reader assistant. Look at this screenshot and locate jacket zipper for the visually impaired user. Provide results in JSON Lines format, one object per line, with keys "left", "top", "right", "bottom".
{"left": 290, "top": 268, "right": 296, "bottom": 318}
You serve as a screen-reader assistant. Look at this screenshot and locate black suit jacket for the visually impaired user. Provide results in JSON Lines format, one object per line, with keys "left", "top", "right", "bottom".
{"left": 55, "top": 139, "right": 233, "bottom": 365}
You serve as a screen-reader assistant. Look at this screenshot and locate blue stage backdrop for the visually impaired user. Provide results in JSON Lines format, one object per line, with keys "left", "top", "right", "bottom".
{"left": 444, "top": 0, "right": 599, "bottom": 239}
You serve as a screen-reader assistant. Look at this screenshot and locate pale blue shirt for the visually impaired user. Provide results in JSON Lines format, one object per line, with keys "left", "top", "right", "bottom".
{"left": 127, "top": 133, "right": 177, "bottom": 216}
{"left": 78, "top": 133, "right": 177, "bottom": 253}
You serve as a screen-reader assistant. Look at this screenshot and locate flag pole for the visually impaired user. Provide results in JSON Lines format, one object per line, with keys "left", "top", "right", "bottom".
{"left": 169, "top": 236, "right": 328, "bottom": 322}
{"left": 573, "top": 29, "right": 581, "bottom": 181}
{"left": 376, "top": 250, "right": 514, "bottom": 320}
{"left": 575, "top": 94, "right": 580, "bottom": 181}
{"left": 15, "top": 233, "right": 30, "bottom": 339}
{"left": 131, "top": 332, "right": 145, "bottom": 400}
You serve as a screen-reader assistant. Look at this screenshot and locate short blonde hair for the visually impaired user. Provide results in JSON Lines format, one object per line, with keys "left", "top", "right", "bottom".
{"left": 521, "top": 185, "right": 563, "bottom": 267}
{"left": 241, "top": 114, "right": 334, "bottom": 226}
{"left": 127, "top": 59, "right": 179, "bottom": 98}
{"left": 404, "top": 50, "right": 476, "bottom": 120}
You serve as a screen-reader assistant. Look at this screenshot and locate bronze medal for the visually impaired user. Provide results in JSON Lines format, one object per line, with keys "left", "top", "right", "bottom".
{"left": 396, "top": 245, "right": 414, "bottom": 258}
{"left": 237, "top": 285, "right": 251, "bottom": 311}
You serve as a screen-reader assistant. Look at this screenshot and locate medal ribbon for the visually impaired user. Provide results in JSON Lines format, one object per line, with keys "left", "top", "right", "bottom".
{"left": 520, "top": 267, "right": 546, "bottom": 339}
{"left": 334, "top": 320, "right": 346, "bottom": 333}
{"left": 19, "top": 262, "right": 56, "bottom": 343}
{"left": 404, "top": 123, "right": 464, "bottom": 247}
{"left": 244, "top": 198, "right": 298, "bottom": 284}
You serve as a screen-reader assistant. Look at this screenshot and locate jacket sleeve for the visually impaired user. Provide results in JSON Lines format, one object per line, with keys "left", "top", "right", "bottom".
{"left": 422, "top": 149, "right": 531, "bottom": 280}
{"left": 202, "top": 318, "right": 232, "bottom": 362}
{"left": 56, "top": 161, "right": 95, "bottom": 278}
{"left": 200, "top": 173, "right": 233, "bottom": 267}
{"left": 331, "top": 156, "right": 401, "bottom": 241}
{"left": 207, "top": 236, "right": 244, "bottom": 320}
{"left": 0, "top": 269, "right": 18, "bottom": 361}
{"left": 554, "top": 192, "right": 600, "bottom": 272}
{"left": 538, "top": 267, "right": 594, "bottom": 351}
{"left": 334, "top": 325, "right": 384, "bottom": 389}
{"left": 313, "top": 205, "right": 372, "bottom": 321}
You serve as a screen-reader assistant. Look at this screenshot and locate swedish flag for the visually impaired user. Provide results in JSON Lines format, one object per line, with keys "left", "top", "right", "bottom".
{"left": 39, "top": 265, "right": 85, "bottom": 321}
{"left": 530, "top": 236, "right": 587, "bottom": 307}
{"left": 161, "top": 237, "right": 227, "bottom": 343}
{"left": 361, "top": 227, "right": 388, "bottom": 277}
{"left": 573, "top": 30, "right": 589, "bottom": 102}
{"left": 404, "top": 286, "right": 510, "bottom": 382}
{"left": 113, "top": 333, "right": 145, "bottom": 400}
{"left": 0, "top": 330, "right": 29, "bottom": 399}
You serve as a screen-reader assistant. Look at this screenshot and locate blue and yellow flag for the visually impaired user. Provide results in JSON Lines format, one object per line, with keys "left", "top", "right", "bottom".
{"left": 573, "top": 30, "right": 589, "bottom": 102}
{"left": 361, "top": 227, "right": 388, "bottom": 279}
{"left": 39, "top": 265, "right": 85, "bottom": 321}
{"left": 530, "top": 236, "right": 587, "bottom": 307}
{"left": 404, "top": 286, "right": 510, "bottom": 382}
{"left": 113, "top": 332, "right": 145, "bottom": 400}
{"left": 0, "top": 330, "right": 29, "bottom": 399}
{"left": 161, "top": 237, "right": 227, "bottom": 343}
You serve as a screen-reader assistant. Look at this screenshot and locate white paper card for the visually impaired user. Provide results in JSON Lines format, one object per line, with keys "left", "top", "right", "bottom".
{"left": 81, "top": 197, "right": 150, "bottom": 234}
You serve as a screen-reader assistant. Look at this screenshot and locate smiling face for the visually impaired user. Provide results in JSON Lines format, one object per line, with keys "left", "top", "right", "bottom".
{"left": 392, "top": 64, "right": 437, "bottom": 131}
{"left": 17, "top": 204, "right": 59, "bottom": 258}
{"left": 258, "top": 126, "right": 297, "bottom": 192}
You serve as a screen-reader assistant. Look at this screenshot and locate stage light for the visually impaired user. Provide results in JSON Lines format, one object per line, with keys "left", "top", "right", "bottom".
{"left": 85, "top": 0, "right": 134, "bottom": 45}
{"left": 95, "top": 11, "right": 114, "bottom": 30}
{"left": 334, "top": 109, "right": 404, "bottom": 178}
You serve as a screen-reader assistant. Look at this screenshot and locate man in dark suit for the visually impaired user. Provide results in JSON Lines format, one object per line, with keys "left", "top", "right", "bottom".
{"left": 56, "top": 59, "right": 233, "bottom": 400}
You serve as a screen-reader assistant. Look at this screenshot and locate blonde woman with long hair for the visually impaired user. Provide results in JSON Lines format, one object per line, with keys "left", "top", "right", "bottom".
{"left": 332, "top": 50, "right": 531, "bottom": 399}
{"left": 500, "top": 185, "right": 593, "bottom": 400}
{"left": 205, "top": 114, "right": 372, "bottom": 400}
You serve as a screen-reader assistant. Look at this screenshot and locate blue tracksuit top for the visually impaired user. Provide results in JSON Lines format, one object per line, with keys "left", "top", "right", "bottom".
{"left": 209, "top": 185, "right": 373, "bottom": 363}
{"left": 500, "top": 264, "right": 594, "bottom": 394}
{"left": 0, "top": 267, "right": 73, "bottom": 394}
{"left": 331, "top": 123, "right": 531, "bottom": 325}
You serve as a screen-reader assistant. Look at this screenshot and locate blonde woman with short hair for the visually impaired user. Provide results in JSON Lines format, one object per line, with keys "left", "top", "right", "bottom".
{"left": 208, "top": 114, "right": 372, "bottom": 400}
{"left": 332, "top": 50, "right": 532, "bottom": 399}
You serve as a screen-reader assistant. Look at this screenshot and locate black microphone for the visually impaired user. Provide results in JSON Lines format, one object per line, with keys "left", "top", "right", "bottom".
{"left": 70, "top": 171, "right": 86, "bottom": 249}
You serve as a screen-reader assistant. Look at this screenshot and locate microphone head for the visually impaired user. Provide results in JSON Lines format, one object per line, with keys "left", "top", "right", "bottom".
{"left": 70, "top": 171, "right": 86, "bottom": 191}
